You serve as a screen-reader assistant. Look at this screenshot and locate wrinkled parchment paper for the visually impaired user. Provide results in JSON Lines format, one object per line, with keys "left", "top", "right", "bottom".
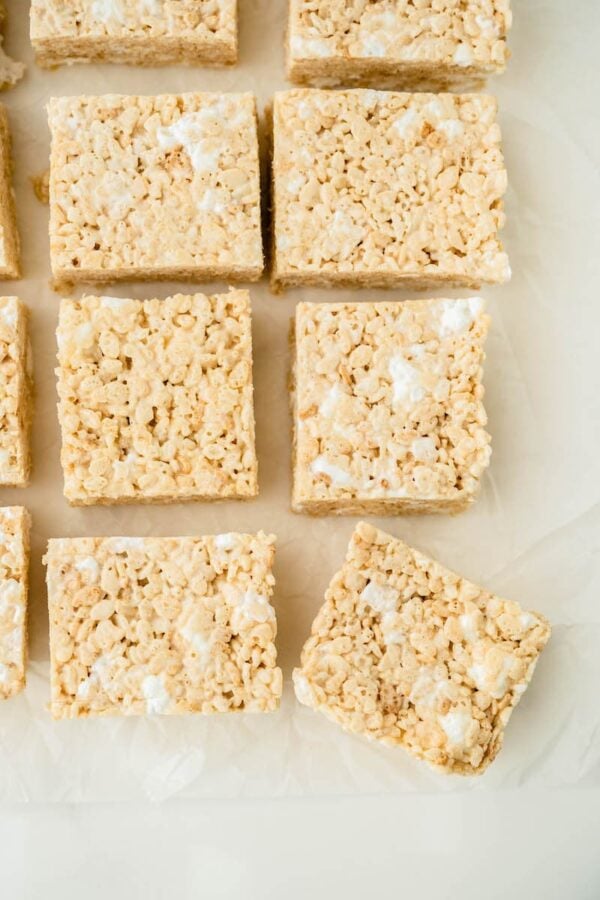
{"left": 0, "top": 0, "right": 598, "bottom": 801}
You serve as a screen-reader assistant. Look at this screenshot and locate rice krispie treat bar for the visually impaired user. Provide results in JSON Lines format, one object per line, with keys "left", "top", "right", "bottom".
{"left": 294, "top": 523, "right": 551, "bottom": 775}
{"left": 31, "top": 0, "right": 238, "bottom": 69}
{"left": 287, "top": 1, "right": 512, "bottom": 90}
{"left": 0, "top": 105, "right": 19, "bottom": 279}
{"left": 0, "top": 298, "right": 31, "bottom": 487}
{"left": 271, "top": 89, "right": 509, "bottom": 292}
{"left": 0, "top": 2, "right": 25, "bottom": 89}
{"left": 56, "top": 291, "right": 258, "bottom": 505}
{"left": 0, "top": 507, "right": 30, "bottom": 700}
{"left": 45, "top": 532, "right": 282, "bottom": 719}
{"left": 48, "top": 92, "right": 263, "bottom": 287}
{"left": 292, "top": 298, "right": 491, "bottom": 515}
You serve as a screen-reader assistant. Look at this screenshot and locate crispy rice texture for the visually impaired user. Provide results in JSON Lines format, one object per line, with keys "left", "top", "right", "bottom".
{"left": 271, "top": 89, "right": 509, "bottom": 292}
{"left": 287, "top": 0, "right": 512, "bottom": 90}
{"left": 45, "top": 532, "right": 282, "bottom": 719}
{"left": 0, "top": 507, "right": 30, "bottom": 700}
{"left": 56, "top": 291, "right": 258, "bottom": 505}
{"left": 294, "top": 523, "right": 551, "bottom": 775}
{"left": 31, "top": 0, "right": 238, "bottom": 67}
{"left": 0, "top": 298, "right": 31, "bottom": 487}
{"left": 291, "top": 297, "right": 491, "bottom": 515}
{"left": 48, "top": 92, "right": 263, "bottom": 286}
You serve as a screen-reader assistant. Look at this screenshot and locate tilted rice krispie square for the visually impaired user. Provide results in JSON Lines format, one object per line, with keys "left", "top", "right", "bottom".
{"left": 292, "top": 298, "right": 491, "bottom": 515}
{"left": 31, "top": 0, "right": 237, "bottom": 68}
{"left": 0, "top": 507, "right": 30, "bottom": 700}
{"left": 45, "top": 532, "right": 282, "bottom": 719}
{"left": 48, "top": 92, "right": 263, "bottom": 287}
{"left": 271, "top": 90, "right": 509, "bottom": 292}
{"left": 0, "top": 298, "right": 31, "bottom": 487}
{"left": 294, "top": 523, "right": 551, "bottom": 775}
{"left": 0, "top": 105, "right": 19, "bottom": 279}
{"left": 56, "top": 291, "right": 258, "bottom": 505}
{"left": 287, "top": 1, "right": 512, "bottom": 90}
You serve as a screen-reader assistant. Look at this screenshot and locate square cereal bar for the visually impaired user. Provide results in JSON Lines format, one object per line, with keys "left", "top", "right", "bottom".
{"left": 287, "top": 1, "right": 511, "bottom": 90}
{"left": 0, "top": 2, "right": 24, "bottom": 89}
{"left": 291, "top": 298, "right": 491, "bottom": 515}
{"left": 56, "top": 291, "right": 258, "bottom": 505}
{"left": 0, "top": 507, "right": 30, "bottom": 700}
{"left": 271, "top": 89, "right": 509, "bottom": 292}
{"left": 45, "top": 532, "right": 281, "bottom": 719}
{"left": 294, "top": 522, "right": 551, "bottom": 775}
{"left": 48, "top": 92, "right": 263, "bottom": 287}
{"left": 0, "top": 297, "right": 31, "bottom": 486}
{"left": 31, "top": 0, "right": 237, "bottom": 69}
{"left": 0, "top": 105, "right": 19, "bottom": 279}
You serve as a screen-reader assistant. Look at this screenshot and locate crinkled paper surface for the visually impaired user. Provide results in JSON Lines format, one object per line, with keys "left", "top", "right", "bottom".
{"left": 0, "top": 0, "right": 598, "bottom": 802}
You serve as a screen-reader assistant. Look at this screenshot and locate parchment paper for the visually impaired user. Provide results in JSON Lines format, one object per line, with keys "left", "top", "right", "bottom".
{"left": 0, "top": 0, "right": 598, "bottom": 802}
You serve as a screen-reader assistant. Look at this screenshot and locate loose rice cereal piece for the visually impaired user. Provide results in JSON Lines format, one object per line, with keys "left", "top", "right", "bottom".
{"left": 294, "top": 522, "right": 551, "bottom": 775}
{"left": 45, "top": 532, "right": 282, "bottom": 719}
{"left": 56, "top": 291, "right": 258, "bottom": 505}
{"left": 31, "top": 0, "right": 237, "bottom": 69}
{"left": 0, "top": 298, "right": 31, "bottom": 487}
{"left": 0, "top": 507, "right": 30, "bottom": 700}
{"left": 292, "top": 297, "right": 491, "bottom": 515}
{"left": 48, "top": 91, "right": 263, "bottom": 286}
{"left": 271, "top": 89, "right": 509, "bottom": 292}
{"left": 287, "top": 0, "right": 512, "bottom": 90}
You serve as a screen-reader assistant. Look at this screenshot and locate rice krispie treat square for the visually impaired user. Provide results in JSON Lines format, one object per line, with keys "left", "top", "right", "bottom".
{"left": 287, "top": 1, "right": 512, "bottom": 90}
{"left": 45, "top": 532, "right": 282, "bottom": 719}
{"left": 31, "top": 0, "right": 238, "bottom": 69}
{"left": 48, "top": 92, "right": 263, "bottom": 287}
{"left": 0, "top": 507, "right": 30, "bottom": 700}
{"left": 0, "top": 2, "right": 25, "bottom": 89}
{"left": 0, "top": 298, "right": 31, "bottom": 487}
{"left": 292, "top": 298, "right": 491, "bottom": 515}
{"left": 294, "top": 522, "right": 551, "bottom": 775}
{"left": 56, "top": 291, "right": 258, "bottom": 505}
{"left": 271, "top": 90, "right": 509, "bottom": 292}
{"left": 0, "top": 105, "right": 19, "bottom": 279}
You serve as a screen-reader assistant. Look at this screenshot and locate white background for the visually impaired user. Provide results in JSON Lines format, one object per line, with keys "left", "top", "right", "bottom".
{"left": 0, "top": 0, "right": 599, "bottom": 895}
